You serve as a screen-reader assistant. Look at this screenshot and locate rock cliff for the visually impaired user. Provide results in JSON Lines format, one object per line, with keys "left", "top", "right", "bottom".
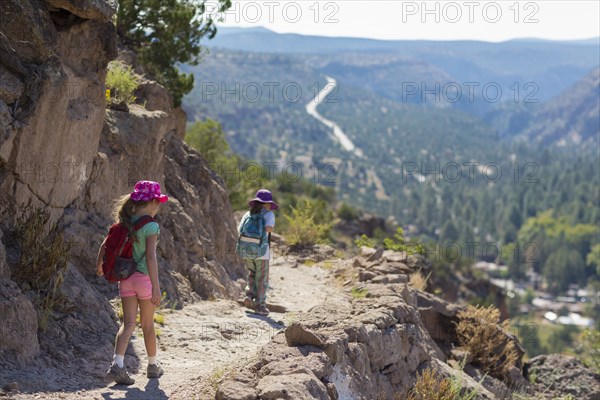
{"left": 0, "top": 0, "right": 243, "bottom": 371}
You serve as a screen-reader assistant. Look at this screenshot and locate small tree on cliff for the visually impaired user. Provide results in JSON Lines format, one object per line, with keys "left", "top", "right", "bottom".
{"left": 116, "top": 0, "right": 231, "bottom": 107}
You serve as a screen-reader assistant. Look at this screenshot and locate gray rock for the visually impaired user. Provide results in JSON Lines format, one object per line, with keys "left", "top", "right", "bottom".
{"left": 257, "top": 373, "right": 329, "bottom": 400}
{"left": 285, "top": 323, "right": 326, "bottom": 348}
{"left": 524, "top": 354, "right": 600, "bottom": 399}
{"left": 359, "top": 246, "right": 376, "bottom": 257}
{"left": 358, "top": 269, "right": 377, "bottom": 282}
{"left": 215, "top": 380, "right": 258, "bottom": 400}
{"left": 0, "top": 66, "right": 24, "bottom": 104}
{"left": 0, "top": 0, "right": 57, "bottom": 64}
{"left": 43, "top": 0, "right": 117, "bottom": 22}
{"left": 416, "top": 289, "right": 464, "bottom": 355}
{"left": 366, "top": 247, "right": 384, "bottom": 262}
{"left": 0, "top": 279, "right": 40, "bottom": 365}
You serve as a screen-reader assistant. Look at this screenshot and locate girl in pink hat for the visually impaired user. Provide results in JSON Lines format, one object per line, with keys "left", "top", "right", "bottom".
{"left": 95, "top": 180, "right": 168, "bottom": 384}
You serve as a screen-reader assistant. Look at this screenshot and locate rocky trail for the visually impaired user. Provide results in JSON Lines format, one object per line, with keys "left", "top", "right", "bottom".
{"left": 5, "top": 257, "right": 344, "bottom": 400}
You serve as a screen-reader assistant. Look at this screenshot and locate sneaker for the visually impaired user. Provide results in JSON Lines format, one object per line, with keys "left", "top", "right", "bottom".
{"left": 106, "top": 362, "right": 135, "bottom": 385}
{"left": 242, "top": 296, "right": 254, "bottom": 309}
{"left": 254, "top": 305, "right": 270, "bottom": 316}
{"left": 147, "top": 363, "right": 164, "bottom": 379}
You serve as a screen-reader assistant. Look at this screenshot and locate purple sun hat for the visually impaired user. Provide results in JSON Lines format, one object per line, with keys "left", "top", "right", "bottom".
{"left": 130, "top": 180, "right": 168, "bottom": 203}
{"left": 248, "top": 189, "right": 278, "bottom": 210}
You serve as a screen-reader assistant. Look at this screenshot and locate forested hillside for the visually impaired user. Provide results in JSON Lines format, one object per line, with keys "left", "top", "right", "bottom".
{"left": 182, "top": 36, "right": 600, "bottom": 294}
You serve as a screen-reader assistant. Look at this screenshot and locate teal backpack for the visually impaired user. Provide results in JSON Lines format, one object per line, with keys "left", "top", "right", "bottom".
{"left": 236, "top": 210, "right": 269, "bottom": 259}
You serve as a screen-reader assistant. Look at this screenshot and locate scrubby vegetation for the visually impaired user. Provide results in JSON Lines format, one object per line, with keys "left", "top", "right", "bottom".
{"left": 284, "top": 200, "right": 332, "bottom": 247}
{"left": 12, "top": 204, "right": 71, "bottom": 330}
{"left": 106, "top": 61, "right": 140, "bottom": 105}
{"left": 456, "top": 305, "right": 520, "bottom": 381}
{"left": 407, "top": 368, "right": 458, "bottom": 400}
{"left": 406, "top": 364, "right": 483, "bottom": 400}
{"left": 351, "top": 287, "right": 369, "bottom": 299}
{"left": 575, "top": 328, "right": 600, "bottom": 373}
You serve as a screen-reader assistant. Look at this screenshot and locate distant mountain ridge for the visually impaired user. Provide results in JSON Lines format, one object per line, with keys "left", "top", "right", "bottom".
{"left": 183, "top": 28, "right": 599, "bottom": 250}
{"left": 207, "top": 27, "right": 600, "bottom": 106}
{"left": 520, "top": 66, "right": 600, "bottom": 146}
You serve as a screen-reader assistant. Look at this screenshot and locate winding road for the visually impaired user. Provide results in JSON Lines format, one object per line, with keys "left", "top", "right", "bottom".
{"left": 305, "top": 76, "right": 364, "bottom": 158}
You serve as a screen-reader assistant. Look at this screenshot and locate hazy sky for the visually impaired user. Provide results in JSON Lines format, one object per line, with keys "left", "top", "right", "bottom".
{"left": 214, "top": 0, "right": 600, "bottom": 42}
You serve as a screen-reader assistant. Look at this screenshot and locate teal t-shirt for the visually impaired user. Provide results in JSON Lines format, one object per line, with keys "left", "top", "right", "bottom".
{"left": 132, "top": 215, "right": 160, "bottom": 275}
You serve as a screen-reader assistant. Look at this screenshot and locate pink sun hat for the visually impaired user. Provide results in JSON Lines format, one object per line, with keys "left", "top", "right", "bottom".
{"left": 130, "top": 180, "right": 168, "bottom": 203}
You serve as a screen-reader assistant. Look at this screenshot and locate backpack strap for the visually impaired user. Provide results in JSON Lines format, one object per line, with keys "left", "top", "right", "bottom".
{"left": 133, "top": 215, "right": 156, "bottom": 231}
{"left": 117, "top": 216, "right": 157, "bottom": 256}
{"left": 259, "top": 209, "right": 269, "bottom": 244}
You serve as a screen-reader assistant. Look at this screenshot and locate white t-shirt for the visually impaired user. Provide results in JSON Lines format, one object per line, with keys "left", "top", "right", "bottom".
{"left": 238, "top": 210, "right": 275, "bottom": 260}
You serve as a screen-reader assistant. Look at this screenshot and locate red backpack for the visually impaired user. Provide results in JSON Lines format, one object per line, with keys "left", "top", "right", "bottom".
{"left": 102, "top": 215, "right": 156, "bottom": 283}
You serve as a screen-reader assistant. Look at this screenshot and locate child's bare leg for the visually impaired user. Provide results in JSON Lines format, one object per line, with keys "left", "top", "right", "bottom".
{"left": 139, "top": 299, "right": 157, "bottom": 357}
{"left": 115, "top": 296, "right": 138, "bottom": 356}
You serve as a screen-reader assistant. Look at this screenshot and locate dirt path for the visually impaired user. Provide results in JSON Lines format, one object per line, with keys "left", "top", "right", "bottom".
{"left": 9, "top": 256, "right": 343, "bottom": 400}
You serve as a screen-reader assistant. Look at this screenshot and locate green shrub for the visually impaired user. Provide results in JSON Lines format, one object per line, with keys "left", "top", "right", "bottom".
{"left": 283, "top": 199, "right": 332, "bottom": 248}
{"left": 384, "top": 227, "right": 424, "bottom": 255}
{"left": 106, "top": 61, "right": 140, "bottom": 105}
{"left": 354, "top": 234, "right": 376, "bottom": 248}
{"left": 338, "top": 202, "right": 359, "bottom": 221}
{"left": 575, "top": 328, "right": 600, "bottom": 372}
{"left": 13, "top": 204, "right": 71, "bottom": 330}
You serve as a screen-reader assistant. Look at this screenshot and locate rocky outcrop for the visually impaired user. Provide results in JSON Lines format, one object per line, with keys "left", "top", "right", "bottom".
{"left": 334, "top": 213, "right": 391, "bottom": 241}
{"left": 524, "top": 354, "right": 600, "bottom": 399}
{"left": 217, "top": 283, "right": 499, "bottom": 400}
{"left": 44, "top": 0, "right": 117, "bottom": 22}
{"left": 0, "top": 0, "right": 243, "bottom": 379}
{"left": 350, "top": 247, "right": 427, "bottom": 286}
{"left": 216, "top": 248, "right": 540, "bottom": 399}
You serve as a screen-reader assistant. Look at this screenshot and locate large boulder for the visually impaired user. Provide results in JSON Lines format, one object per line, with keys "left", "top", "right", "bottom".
{"left": 0, "top": 279, "right": 40, "bottom": 366}
{"left": 524, "top": 354, "right": 600, "bottom": 399}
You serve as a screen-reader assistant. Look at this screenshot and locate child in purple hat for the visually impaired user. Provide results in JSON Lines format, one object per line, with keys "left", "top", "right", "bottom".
{"left": 95, "top": 180, "right": 167, "bottom": 384}
{"left": 237, "top": 189, "right": 278, "bottom": 315}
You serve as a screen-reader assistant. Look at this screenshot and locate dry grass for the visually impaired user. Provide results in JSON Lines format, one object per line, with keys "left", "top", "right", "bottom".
{"left": 13, "top": 204, "right": 71, "bottom": 330}
{"left": 407, "top": 368, "right": 457, "bottom": 400}
{"left": 409, "top": 269, "right": 432, "bottom": 291}
{"left": 455, "top": 305, "right": 520, "bottom": 381}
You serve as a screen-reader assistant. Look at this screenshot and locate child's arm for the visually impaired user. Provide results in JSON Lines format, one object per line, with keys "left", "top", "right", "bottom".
{"left": 95, "top": 238, "right": 107, "bottom": 276}
{"left": 146, "top": 234, "right": 161, "bottom": 306}
{"left": 265, "top": 212, "right": 275, "bottom": 233}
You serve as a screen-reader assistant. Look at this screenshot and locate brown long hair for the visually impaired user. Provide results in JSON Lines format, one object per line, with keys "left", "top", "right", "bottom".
{"left": 111, "top": 194, "right": 152, "bottom": 240}
{"left": 250, "top": 201, "right": 265, "bottom": 215}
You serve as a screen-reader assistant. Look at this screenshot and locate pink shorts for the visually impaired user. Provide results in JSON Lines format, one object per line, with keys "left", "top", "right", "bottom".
{"left": 118, "top": 272, "right": 152, "bottom": 300}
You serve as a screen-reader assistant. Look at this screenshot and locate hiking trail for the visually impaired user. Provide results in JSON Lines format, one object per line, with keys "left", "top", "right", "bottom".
{"left": 9, "top": 256, "right": 343, "bottom": 400}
